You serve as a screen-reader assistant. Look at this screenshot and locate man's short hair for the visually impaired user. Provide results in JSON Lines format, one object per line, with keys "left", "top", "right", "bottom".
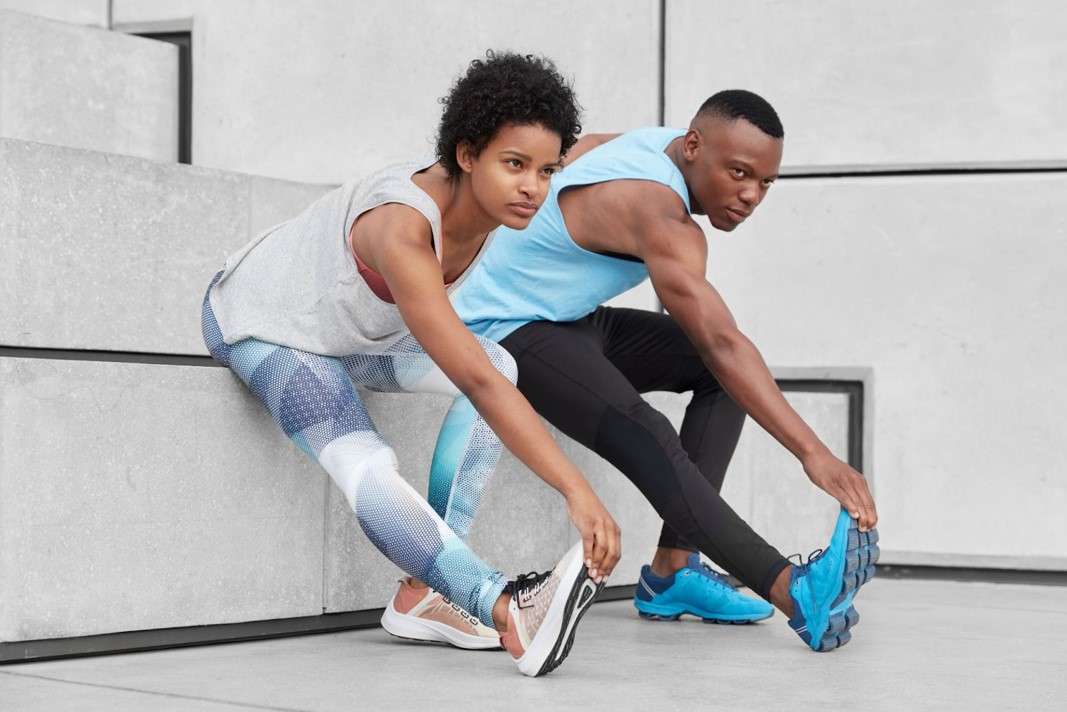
{"left": 697, "top": 90, "right": 784, "bottom": 139}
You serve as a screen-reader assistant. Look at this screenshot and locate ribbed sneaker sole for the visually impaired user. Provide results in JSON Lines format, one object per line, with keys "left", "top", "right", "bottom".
{"left": 534, "top": 571, "right": 604, "bottom": 677}
{"left": 635, "top": 603, "right": 772, "bottom": 624}
{"left": 814, "top": 519, "right": 879, "bottom": 652}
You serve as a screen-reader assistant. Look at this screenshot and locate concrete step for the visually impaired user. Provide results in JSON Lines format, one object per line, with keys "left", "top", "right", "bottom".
{"left": 0, "top": 351, "right": 851, "bottom": 644}
{"left": 0, "top": 10, "right": 178, "bottom": 162}
{"left": 0, "top": 137, "right": 332, "bottom": 355}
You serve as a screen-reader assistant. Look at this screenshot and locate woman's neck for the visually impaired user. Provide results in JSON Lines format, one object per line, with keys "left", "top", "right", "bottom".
{"left": 413, "top": 164, "right": 498, "bottom": 249}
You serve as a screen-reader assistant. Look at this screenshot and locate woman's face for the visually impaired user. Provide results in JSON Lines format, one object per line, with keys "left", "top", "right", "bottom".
{"left": 459, "top": 123, "right": 563, "bottom": 230}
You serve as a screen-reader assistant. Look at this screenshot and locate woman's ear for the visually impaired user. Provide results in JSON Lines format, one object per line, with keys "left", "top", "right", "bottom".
{"left": 455, "top": 141, "right": 476, "bottom": 174}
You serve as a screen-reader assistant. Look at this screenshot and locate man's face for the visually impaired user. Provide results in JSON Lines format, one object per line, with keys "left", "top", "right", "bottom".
{"left": 684, "top": 117, "right": 783, "bottom": 232}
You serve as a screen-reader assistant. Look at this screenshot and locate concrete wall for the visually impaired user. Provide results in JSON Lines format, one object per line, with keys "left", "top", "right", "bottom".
{"left": 661, "top": 1, "right": 1067, "bottom": 568}
{"left": 0, "top": 10, "right": 178, "bottom": 162}
{"left": 0, "top": 0, "right": 106, "bottom": 27}
{"left": 700, "top": 174, "right": 1067, "bottom": 563}
{"left": 665, "top": 0, "right": 1067, "bottom": 171}
{"left": 111, "top": 0, "right": 662, "bottom": 185}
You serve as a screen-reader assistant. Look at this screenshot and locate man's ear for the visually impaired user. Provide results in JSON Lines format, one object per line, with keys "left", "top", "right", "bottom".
{"left": 455, "top": 141, "right": 476, "bottom": 174}
{"left": 682, "top": 128, "right": 701, "bottom": 161}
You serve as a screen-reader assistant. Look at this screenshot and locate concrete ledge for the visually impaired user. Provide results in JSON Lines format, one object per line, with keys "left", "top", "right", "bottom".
{"left": 1, "top": 351, "right": 857, "bottom": 644}
{"left": 0, "top": 10, "right": 177, "bottom": 161}
{"left": 0, "top": 357, "right": 327, "bottom": 642}
{"left": 0, "top": 138, "right": 332, "bottom": 355}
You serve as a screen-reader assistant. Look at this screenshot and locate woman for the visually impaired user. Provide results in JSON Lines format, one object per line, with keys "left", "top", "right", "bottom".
{"left": 200, "top": 52, "right": 620, "bottom": 677}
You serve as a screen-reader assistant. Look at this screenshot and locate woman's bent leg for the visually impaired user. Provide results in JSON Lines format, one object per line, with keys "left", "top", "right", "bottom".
{"left": 341, "top": 333, "right": 517, "bottom": 542}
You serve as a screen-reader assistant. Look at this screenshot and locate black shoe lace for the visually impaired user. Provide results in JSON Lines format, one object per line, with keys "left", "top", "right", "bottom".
{"left": 788, "top": 548, "right": 825, "bottom": 568}
{"left": 508, "top": 570, "right": 551, "bottom": 601}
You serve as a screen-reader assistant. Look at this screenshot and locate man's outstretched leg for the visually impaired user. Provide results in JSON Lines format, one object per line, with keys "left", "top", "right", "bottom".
{"left": 501, "top": 310, "right": 879, "bottom": 650}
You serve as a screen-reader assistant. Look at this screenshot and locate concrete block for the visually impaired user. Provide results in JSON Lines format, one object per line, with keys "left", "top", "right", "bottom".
{"left": 0, "top": 138, "right": 332, "bottom": 355}
{"left": 701, "top": 173, "right": 1067, "bottom": 562}
{"left": 0, "top": 10, "right": 178, "bottom": 161}
{"left": 0, "top": 357, "right": 327, "bottom": 642}
{"left": 0, "top": 2, "right": 107, "bottom": 27}
{"left": 112, "top": 0, "right": 662, "bottom": 184}
{"left": 665, "top": 0, "right": 1067, "bottom": 169}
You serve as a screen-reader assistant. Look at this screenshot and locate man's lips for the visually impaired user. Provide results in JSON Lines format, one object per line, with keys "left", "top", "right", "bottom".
{"left": 725, "top": 207, "right": 750, "bottom": 222}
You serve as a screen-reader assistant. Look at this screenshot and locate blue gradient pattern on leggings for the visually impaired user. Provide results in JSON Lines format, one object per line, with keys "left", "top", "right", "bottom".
{"left": 201, "top": 273, "right": 509, "bottom": 625}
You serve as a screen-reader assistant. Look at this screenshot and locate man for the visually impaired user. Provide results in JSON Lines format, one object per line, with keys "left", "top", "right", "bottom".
{"left": 447, "top": 90, "right": 880, "bottom": 652}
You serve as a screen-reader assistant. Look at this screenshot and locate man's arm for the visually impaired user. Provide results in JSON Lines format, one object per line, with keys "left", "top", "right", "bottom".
{"left": 634, "top": 190, "right": 878, "bottom": 530}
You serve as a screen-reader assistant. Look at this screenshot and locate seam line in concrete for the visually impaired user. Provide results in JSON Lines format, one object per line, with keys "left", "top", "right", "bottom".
{"left": 0, "top": 669, "right": 313, "bottom": 712}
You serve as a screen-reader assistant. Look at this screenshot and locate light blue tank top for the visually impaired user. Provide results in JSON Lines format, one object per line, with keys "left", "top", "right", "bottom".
{"left": 452, "top": 127, "right": 689, "bottom": 342}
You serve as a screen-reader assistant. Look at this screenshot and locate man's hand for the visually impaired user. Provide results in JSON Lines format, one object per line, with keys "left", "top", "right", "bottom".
{"left": 803, "top": 451, "right": 878, "bottom": 532}
{"left": 565, "top": 488, "right": 621, "bottom": 583}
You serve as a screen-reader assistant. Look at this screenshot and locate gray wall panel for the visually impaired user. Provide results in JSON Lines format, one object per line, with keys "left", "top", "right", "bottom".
{"left": 0, "top": 358, "right": 326, "bottom": 642}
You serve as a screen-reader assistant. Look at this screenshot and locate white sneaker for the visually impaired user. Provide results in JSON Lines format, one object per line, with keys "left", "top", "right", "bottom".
{"left": 500, "top": 541, "right": 604, "bottom": 677}
{"left": 380, "top": 577, "right": 501, "bottom": 650}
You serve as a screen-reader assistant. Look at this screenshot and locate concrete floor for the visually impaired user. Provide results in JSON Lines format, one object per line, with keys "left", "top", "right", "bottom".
{"left": 1, "top": 578, "right": 1064, "bottom": 711}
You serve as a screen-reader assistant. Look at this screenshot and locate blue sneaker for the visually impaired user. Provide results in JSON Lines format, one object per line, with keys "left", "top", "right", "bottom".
{"left": 788, "top": 507, "right": 880, "bottom": 652}
{"left": 634, "top": 553, "right": 774, "bottom": 624}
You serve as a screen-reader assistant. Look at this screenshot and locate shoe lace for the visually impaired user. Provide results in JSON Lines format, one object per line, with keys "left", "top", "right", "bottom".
{"left": 787, "top": 548, "right": 825, "bottom": 568}
{"left": 692, "top": 560, "right": 738, "bottom": 590}
{"left": 509, "top": 570, "right": 551, "bottom": 598}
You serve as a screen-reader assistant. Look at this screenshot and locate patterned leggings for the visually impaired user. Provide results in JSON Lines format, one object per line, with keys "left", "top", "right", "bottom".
{"left": 201, "top": 277, "right": 510, "bottom": 626}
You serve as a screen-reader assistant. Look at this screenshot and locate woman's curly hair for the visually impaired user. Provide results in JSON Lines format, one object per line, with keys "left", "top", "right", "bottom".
{"left": 436, "top": 51, "right": 582, "bottom": 177}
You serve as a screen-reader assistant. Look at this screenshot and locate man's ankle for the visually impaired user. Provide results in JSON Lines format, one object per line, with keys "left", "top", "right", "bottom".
{"left": 649, "top": 547, "right": 695, "bottom": 578}
{"left": 769, "top": 565, "right": 795, "bottom": 617}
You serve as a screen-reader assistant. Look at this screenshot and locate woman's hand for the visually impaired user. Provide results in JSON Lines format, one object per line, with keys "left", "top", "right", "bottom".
{"left": 564, "top": 487, "right": 621, "bottom": 583}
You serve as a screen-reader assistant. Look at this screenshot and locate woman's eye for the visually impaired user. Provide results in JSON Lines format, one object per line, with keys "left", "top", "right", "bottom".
{"left": 507, "top": 159, "right": 523, "bottom": 168}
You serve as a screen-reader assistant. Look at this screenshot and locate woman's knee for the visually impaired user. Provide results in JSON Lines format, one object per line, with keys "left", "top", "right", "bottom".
{"left": 478, "top": 336, "right": 517, "bottom": 385}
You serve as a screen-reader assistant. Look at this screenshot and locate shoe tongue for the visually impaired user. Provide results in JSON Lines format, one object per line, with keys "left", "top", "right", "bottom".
{"left": 686, "top": 553, "right": 704, "bottom": 571}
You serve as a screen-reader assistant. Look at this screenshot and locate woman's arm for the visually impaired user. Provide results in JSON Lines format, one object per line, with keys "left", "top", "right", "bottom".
{"left": 360, "top": 204, "right": 621, "bottom": 580}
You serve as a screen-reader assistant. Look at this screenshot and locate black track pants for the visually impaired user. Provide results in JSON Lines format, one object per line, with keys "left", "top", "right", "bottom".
{"left": 499, "top": 306, "right": 790, "bottom": 599}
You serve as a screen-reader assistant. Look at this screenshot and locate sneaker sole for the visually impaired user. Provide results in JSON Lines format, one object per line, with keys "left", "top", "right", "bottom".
{"left": 634, "top": 601, "right": 773, "bottom": 624}
{"left": 381, "top": 602, "right": 501, "bottom": 651}
{"left": 811, "top": 519, "right": 880, "bottom": 652}
{"left": 515, "top": 546, "right": 605, "bottom": 677}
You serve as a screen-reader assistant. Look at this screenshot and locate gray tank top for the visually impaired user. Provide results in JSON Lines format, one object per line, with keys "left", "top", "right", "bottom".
{"left": 209, "top": 156, "right": 493, "bottom": 356}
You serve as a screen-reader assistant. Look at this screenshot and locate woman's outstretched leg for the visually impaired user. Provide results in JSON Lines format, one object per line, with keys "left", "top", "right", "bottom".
{"left": 203, "top": 294, "right": 507, "bottom": 625}
{"left": 341, "top": 333, "right": 516, "bottom": 648}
